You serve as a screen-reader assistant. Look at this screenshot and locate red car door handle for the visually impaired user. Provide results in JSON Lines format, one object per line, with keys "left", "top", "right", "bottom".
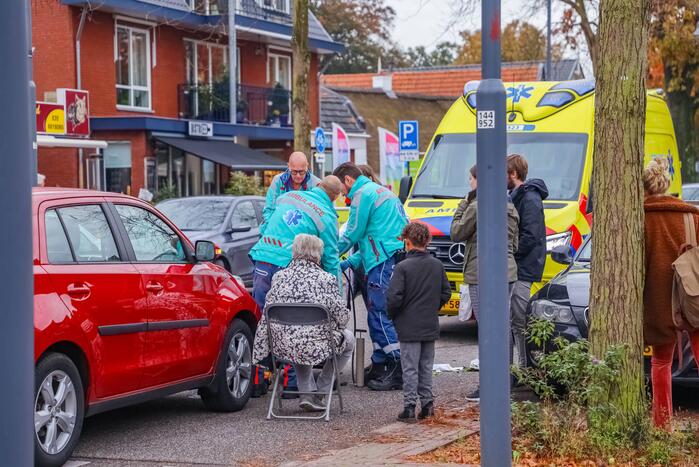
{"left": 145, "top": 282, "right": 164, "bottom": 293}
{"left": 67, "top": 283, "right": 91, "bottom": 298}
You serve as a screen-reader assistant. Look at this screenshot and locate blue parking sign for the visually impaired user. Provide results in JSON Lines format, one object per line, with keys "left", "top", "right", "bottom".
{"left": 399, "top": 120, "right": 419, "bottom": 161}
{"left": 314, "top": 127, "right": 326, "bottom": 154}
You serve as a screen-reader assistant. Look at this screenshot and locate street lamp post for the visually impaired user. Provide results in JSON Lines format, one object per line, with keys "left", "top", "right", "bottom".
{"left": 476, "top": 1, "right": 512, "bottom": 466}
{"left": 546, "top": 0, "right": 552, "bottom": 79}
{"left": 0, "top": 1, "right": 35, "bottom": 465}
{"left": 228, "top": 0, "right": 237, "bottom": 125}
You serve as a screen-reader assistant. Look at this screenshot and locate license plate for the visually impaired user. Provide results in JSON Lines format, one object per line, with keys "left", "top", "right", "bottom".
{"left": 644, "top": 346, "right": 653, "bottom": 357}
{"left": 442, "top": 299, "right": 460, "bottom": 312}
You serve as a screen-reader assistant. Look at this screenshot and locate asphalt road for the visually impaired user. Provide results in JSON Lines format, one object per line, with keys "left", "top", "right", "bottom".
{"left": 69, "top": 300, "right": 481, "bottom": 467}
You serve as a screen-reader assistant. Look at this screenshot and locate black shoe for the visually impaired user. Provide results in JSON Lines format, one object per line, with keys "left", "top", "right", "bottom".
{"left": 418, "top": 402, "right": 434, "bottom": 419}
{"left": 465, "top": 388, "right": 480, "bottom": 403}
{"left": 367, "top": 360, "right": 403, "bottom": 391}
{"left": 364, "top": 363, "right": 388, "bottom": 382}
{"left": 281, "top": 386, "right": 300, "bottom": 399}
{"left": 398, "top": 405, "right": 416, "bottom": 423}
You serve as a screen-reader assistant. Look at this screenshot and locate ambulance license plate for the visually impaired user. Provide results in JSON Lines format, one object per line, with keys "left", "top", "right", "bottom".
{"left": 442, "top": 299, "right": 460, "bottom": 312}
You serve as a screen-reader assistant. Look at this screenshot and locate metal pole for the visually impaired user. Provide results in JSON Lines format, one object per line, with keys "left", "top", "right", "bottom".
{"left": 546, "top": 0, "right": 552, "bottom": 80}
{"left": 477, "top": 1, "right": 511, "bottom": 466}
{"left": 228, "top": 0, "right": 237, "bottom": 124}
{"left": 27, "top": 4, "right": 37, "bottom": 186}
{"left": 0, "top": 1, "right": 35, "bottom": 465}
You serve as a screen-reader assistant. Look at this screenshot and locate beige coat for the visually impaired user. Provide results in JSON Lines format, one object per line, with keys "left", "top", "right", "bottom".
{"left": 450, "top": 196, "right": 520, "bottom": 284}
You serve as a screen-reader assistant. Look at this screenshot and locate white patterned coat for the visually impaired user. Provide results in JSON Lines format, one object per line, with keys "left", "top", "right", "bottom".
{"left": 252, "top": 259, "right": 350, "bottom": 366}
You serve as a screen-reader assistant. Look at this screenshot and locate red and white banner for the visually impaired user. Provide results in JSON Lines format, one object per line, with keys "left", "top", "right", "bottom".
{"left": 378, "top": 127, "right": 404, "bottom": 193}
{"left": 332, "top": 123, "right": 350, "bottom": 169}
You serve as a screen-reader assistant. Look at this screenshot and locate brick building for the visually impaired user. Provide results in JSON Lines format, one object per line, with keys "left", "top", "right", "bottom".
{"left": 31, "top": 0, "right": 342, "bottom": 197}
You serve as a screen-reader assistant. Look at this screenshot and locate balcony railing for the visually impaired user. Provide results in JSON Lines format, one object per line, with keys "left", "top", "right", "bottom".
{"left": 190, "top": 0, "right": 292, "bottom": 26}
{"left": 178, "top": 83, "right": 292, "bottom": 126}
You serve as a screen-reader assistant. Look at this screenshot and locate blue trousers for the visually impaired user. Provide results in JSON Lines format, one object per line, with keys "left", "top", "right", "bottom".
{"left": 366, "top": 256, "right": 401, "bottom": 364}
{"left": 252, "top": 262, "right": 297, "bottom": 388}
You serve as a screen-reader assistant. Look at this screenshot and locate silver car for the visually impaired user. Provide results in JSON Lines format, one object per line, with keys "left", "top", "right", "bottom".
{"left": 682, "top": 183, "right": 699, "bottom": 205}
{"left": 156, "top": 196, "right": 265, "bottom": 287}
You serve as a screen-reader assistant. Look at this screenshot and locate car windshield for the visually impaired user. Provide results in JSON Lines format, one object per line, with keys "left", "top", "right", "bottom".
{"left": 576, "top": 238, "right": 592, "bottom": 262}
{"left": 157, "top": 198, "right": 234, "bottom": 231}
{"left": 411, "top": 133, "right": 588, "bottom": 200}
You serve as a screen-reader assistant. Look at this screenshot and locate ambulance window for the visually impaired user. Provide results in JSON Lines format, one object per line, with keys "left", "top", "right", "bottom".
{"left": 507, "top": 133, "right": 588, "bottom": 201}
{"left": 412, "top": 132, "right": 586, "bottom": 201}
{"left": 411, "top": 134, "right": 477, "bottom": 199}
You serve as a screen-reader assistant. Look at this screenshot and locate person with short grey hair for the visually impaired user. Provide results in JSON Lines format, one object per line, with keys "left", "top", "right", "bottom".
{"left": 252, "top": 234, "right": 355, "bottom": 412}
{"left": 291, "top": 233, "right": 324, "bottom": 264}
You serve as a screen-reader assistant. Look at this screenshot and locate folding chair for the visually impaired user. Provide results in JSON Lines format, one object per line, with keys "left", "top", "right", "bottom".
{"left": 265, "top": 303, "right": 344, "bottom": 421}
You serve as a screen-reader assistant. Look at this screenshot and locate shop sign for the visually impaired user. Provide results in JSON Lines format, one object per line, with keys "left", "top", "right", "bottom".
{"left": 189, "top": 121, "right": 213, "bottom": 138}
{"left": 57, "top": 88, "right": 90, "bottom": 137}
{"left": 36, "top": 102, "right": 66, "bottom": 135}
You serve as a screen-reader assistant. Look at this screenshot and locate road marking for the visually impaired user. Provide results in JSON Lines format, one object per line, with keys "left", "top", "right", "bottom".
{"left": 64, "top": 461, "right": 91, "bottom": 467}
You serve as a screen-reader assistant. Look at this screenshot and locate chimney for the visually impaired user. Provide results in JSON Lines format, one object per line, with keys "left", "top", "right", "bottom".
{"left": 372, "top": 73, "right": 396, "bottom": 98}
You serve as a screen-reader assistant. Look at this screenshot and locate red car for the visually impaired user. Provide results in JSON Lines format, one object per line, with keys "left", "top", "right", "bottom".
{"left": 32, "top": 188, "right": 260, "bottom": 467}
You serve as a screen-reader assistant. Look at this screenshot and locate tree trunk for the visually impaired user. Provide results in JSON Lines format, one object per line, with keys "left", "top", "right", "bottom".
{"left": 589, "top": 0, "right": 649, "bottom": 427}
{"left": 292, "top": 0, "right": 311, "bottom": 160}
{"left": 664, "top": 67, "right": 699, "bottom": 184}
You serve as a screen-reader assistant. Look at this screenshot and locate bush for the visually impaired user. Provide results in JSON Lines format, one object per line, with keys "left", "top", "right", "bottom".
{"left": 225, "top": 171, "right": 266, "bottom": 196}
{"left": 153, "top": 184, "right": 178, "bottom": 204}
{"left": 511, "top": 318, "right": 699, "bottom": 465}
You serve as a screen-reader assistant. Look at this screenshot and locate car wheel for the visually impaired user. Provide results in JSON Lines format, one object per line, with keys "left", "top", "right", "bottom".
{"left": 34, "top": 353, "right": 85, "bottom": 467}
{"left": 200, "top": 319, "right": 254, "bottom": 412}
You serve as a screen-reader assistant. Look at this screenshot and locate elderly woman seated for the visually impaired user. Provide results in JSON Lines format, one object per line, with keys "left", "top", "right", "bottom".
{"left": 253, "top": 234, "right": 355, "bottom": 412}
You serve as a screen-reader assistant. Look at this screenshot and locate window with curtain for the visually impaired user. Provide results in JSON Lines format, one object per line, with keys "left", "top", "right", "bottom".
{"left": 115, "top": 24, "right": 151, "bottom": 110}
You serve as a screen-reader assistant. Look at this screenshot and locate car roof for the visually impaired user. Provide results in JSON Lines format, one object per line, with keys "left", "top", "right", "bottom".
{"left": 682, "top": 183, "right": 699, "bottom": 188}
{"left": 32, "top": 187, "right": 136, "bottom": 202}
{"left": 157, "top": 195, "right": 265, "bottom": 203}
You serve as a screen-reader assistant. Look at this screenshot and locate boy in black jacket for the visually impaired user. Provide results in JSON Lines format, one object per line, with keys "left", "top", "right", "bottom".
{"left": 387, "top": 222, "right": 451, "bottom": 422}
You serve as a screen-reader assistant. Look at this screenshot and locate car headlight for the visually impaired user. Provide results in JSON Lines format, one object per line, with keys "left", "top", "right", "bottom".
{"left": 530, "top": 299, "right": 575, "bottom": 324}
{"left": 546, "top": 231, "right": 572, "bottom": 253}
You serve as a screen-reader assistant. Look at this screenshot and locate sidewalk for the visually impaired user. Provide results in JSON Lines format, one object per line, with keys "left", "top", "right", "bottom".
{"left": 282, "top": 400, "right": 480, "bottom": 466}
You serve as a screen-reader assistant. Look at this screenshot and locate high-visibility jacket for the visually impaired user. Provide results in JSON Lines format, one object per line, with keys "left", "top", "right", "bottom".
{"left": 250, "top": 186, "right": 341, "bottom": 283}
{"left": 262, "top": 170, "right": 321, "bottom": 225}
{"left": 340, "top": 175, "right": 408, "bottom": 272}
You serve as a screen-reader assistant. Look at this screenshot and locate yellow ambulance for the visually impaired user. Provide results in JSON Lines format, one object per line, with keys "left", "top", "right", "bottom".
{"left": 400, "top": 79, "right": 682, "bottom": 315}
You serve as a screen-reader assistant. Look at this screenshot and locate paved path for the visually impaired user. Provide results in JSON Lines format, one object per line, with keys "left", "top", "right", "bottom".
{"left": 70, "top": 301, "right": 480, "bottom": 466}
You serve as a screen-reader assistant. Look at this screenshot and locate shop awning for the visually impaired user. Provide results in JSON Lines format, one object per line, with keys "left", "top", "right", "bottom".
{"left": 155, "top": 136, "right": 287, "bottom": 170}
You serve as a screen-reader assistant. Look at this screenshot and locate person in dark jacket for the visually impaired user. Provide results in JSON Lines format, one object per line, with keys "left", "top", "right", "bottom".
{"left": 387, "top": 222, "right": 451, "bottom": 423}
{"left": 507, "top": 154, "right": 549, "bottom": 369}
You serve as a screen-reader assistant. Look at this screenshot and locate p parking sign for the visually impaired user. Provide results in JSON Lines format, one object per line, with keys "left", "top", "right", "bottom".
{"left": 399, "top": 120, "right": 419, "bottom": 161}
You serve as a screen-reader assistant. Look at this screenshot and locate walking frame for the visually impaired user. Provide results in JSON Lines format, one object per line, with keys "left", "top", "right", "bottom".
{"left": 265, "top": 303, "right": 344, "bottom": 422}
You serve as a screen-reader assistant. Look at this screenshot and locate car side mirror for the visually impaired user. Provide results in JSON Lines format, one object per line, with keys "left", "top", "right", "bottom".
{"left": 229, "top": 225, "right": 252, "bottom": 234}
{"left": 195, "top": 240, "right": 216, "bottom": 262}
{"left": 551, "top": 245, "right": 573, "bottom": 265}
{"left": 399, "top": 176, "right": 413, "bottom": 204}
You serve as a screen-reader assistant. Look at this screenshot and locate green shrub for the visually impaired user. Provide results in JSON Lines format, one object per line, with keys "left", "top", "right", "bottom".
{"left": 511, "top": 318, "right": 698, "bottom": 465}
{"left": 225, "top": 171, "right": 266, "bottom": 196}
{"left": 153, "top": 184, "right": 178, "bottom": 204}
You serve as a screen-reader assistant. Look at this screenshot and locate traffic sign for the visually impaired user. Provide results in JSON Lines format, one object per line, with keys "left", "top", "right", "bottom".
{"left": 399, "top": 120, "right": 419, "bottom": 161}
{"left": 314, "top": 127, "right": 326, "bottom": 153}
